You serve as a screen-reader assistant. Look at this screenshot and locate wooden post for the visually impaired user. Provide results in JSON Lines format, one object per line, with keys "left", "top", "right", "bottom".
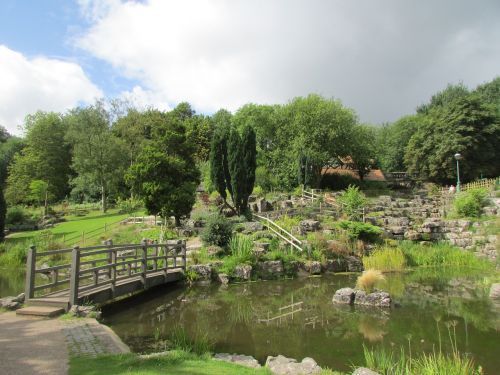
{"left": 69, "top": 246, "right": 80, "bottom": 306}
{"left": 110, "top": 248, "right": 117, "bottom": 295}
{"left": 25, "top": 245, "right": 36, "bottom": 300}
{"left": 181, "top": 240, "right": 186, "bottom": 270}
{"left": 141, "top": 239, "right": 147, "bottom": 287}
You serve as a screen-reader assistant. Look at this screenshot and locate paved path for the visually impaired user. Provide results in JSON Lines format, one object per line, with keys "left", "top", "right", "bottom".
{"left": 0, "top": 312, "right": 129, "bottom": 375}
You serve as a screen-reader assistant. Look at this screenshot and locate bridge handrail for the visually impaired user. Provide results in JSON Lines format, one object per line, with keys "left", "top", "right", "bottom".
{"left": 25, "top": 240, "right": 187, "bottom": 305}
{"left": 253, "top": 213, "right": 303, "bottom": 252}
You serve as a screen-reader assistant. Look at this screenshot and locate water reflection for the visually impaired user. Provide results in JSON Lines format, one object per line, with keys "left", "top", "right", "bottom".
{"left": 103, "top": 270, "right": 499, "bottom": 373}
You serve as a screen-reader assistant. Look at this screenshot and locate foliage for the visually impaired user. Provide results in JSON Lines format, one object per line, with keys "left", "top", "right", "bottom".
{"left": 336, "top": 221, "right": 382, "bottom": 243}
{"left": 6, "top": 111, "right": 71, "bottom": 205}
{"left": 201, "top": 215, "right": 233, "bottom": 249}
{"left": 126, "top": 108, "right": 200, "bottom": 226}
{"left": 274, "top": 214, "right": 302, "bottom": 233}
{"left": 228, "top": 234, "right": 253, "bottom": 260}
{"left": 348, "top": 125, "right": 378, "bottom": 180}
{"left": 400, "top": 242, "right": 493, "bottom": 269}
{"left": 5, "top": 206, "right": 27, "bottom": 226}
{"left": 453, "top": 188, "right": 488, "bottom": 218}
{"left": 65, "top": 102, "right": 128, "bottom": 211}
{"left": 337, "top": 185, "right": 367, "bottom": 221}
{"left": 228, "top": 129, "right": 246, "bottom": 213}
{"left": 356, "top": 270, "right": 385, "bottom": 292}
{"left": 0, "top": 187, "right": 5, "bottom": 241}
{"left": 209, "top": 127, "right": 231, "bottom": 203}
{"left": 116, "top": 197, "right": 143, "bottom": 214}
{"left": 405, "top": 94, "right": 500, "bottom": 183}
{"left": 241, "top": 125, "right": 257, "bottom": 209}
{"left": 363, "top": 247, "right": 406, "bottom": 271}
{"left": 168, "top": 325, "right": 213, "bottom": 355}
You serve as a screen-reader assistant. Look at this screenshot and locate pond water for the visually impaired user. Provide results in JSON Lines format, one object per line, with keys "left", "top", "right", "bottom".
{"left": 103, "top": 269, "right": 500, "bottom": 373}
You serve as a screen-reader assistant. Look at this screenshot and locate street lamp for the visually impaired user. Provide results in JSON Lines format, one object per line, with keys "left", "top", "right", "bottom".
{"left": 454, "top": 153, "right": 462, "bottom": 192}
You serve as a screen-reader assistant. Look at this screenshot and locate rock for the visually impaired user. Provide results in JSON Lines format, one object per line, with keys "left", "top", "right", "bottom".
{"left": 265, "top": 355, "right": 321, "bottom": 375}
{"left": 186, "top": 219, "right": 205, "bottom": 228}
{"left": 0, "top": 296, "right": 21, "bottom": 310}
{"left": 234, "top": 265, "right": 252, "bottom": 281}
{"left": 299, "top": 220, "right": 321, "bottom": 233}
{"left": 352, "top": 368, "right": 382, "bottom": 375}
{"left": 346, "top": 256, "right": 364, "bottom": 272}
{"left": 322, "top": 258, "right": 348, "bottom": 273}
{"left": 214, "top": 353, "right": 261, "bottom": 369}
{"left": 304, "top": 261, "right": 322, "bottom": 275}
{"left": 255, "top": 198, "right": 273, "bottom": 213}
{"left": 187, "top": 264, "right": 212, "bottom": 281}
{"left": 404, "top": 230, "right": 421, "bottom": 241}
{"left": 254, "top": 242, "right": 271, "bottom": 252}
{"left": 489, "top": 283, "right": 500, "bottom": 300}
{"left": 280, "top": 200, "right": 294, "bottom": 209}
{"left": 15, "top": 293, "right": 25, "bottom": 303}
{"left": 354, "top": 290, "right": 391, "bottom": 307}
{"left": 69, "top": 305, "right": 101, "bottom": 319}
{"left": 242, "top": 221, "right": 264, "bottom": 233}
{"left": 217, "top": 273, "right": 229, "bottom": 285}
{"left": 207, "top": 245, "right": 224, "bottom": 256}
{"left": 257, "top": 260, "right": 283, "bottom": 279}
{"left": 332, "top": 288, "right": 356, "bottom": 305}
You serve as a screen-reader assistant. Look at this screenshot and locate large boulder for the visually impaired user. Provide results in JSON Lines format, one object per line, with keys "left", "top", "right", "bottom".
{"left": 234, "top": 265, "right": 252, "bottom": 281}
{"left": 257, "top": 261, "right": 283, "bottom": 279}
{"left": 0, "top": 296, "right": 21, "bottom": 310}
{"left": 303, "top": 261, "right": 322, "bottom": 275}
{"left": 354, "top": 290, "right": 391, "bottom": 307}
{"left": 214, "top": 353, "right": 261, "bottom": 369}
{"left": 322, "top": 258, "right": 348, "bottom": 273}
{"left": 187, "top": 264, "right": 212, "bottom": 281}
{"left": 265, "top": 355, "right": 321, "bottom": 375}
{"left": 332, "top": 288, "right": 356, "bottom": 305}
{"left": 242, "top": 221, "right": 264, "bottom": 233}
{"left": 346, "top": 256, "right": 364, "bottom": 272}
{"left": 299, "top": 220, "right": 321, "bottom": 233}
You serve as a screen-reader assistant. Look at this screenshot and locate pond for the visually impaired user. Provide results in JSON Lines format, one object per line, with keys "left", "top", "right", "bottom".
{"left": 103, "top": 269, "right": 500, "bottom": 373}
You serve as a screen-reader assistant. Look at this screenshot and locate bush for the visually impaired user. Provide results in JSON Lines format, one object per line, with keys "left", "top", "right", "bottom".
{"left": 228, "top": 234, "right": 253, "bottom": 260}
{"left": 336, "top": 220, "right": 382, "bottom": 243}
{"left": 116, "top": 197, "right": 143, "bottom": 214}
{"left": 337, "top": 185, "right": 367, "bottom": 221}
{"left": 6, "top": 206, "right": 27, "bottom": 225}
{"left": 453, "top": 188, "right": 488, "bottom": 218}
{"left": 201, "top": 214, "right": 233, "bottom": 249}
{"left": 356, "top": 269, "right": 385, "bottom": 292}
{"left": 320, "top": 173, "right": 359, "bottom": 191}
{"left": 363, "top": 247, "right": 406, "bottom": 271}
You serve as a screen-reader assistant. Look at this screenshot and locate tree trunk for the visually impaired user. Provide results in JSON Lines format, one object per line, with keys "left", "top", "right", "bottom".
{"left": 44, "top": 190, "right": 48, "bottom": 216}
{"left": 101, "top": 185, "right": 107, "bottom": 213}
{"left": 175, "top": 216, "right": 181, "bottom": 227}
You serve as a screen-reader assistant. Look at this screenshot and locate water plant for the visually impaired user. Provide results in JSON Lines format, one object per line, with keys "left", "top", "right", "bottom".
{"left": 168, "top": 325, "right": 213, "bottom": 355}
{"left": 356, "top": 269, "right": 385, "bottom": 292}
{"left": 363, "top": 247, "right": 406, "bottom": 271}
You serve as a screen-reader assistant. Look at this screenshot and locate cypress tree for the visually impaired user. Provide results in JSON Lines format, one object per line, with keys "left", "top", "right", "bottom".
{"left": 241, "top": 125, "right": 256, "bottom": 211}
{"left": 210, "top": 129, "right": 227, "bottom": 202}
{"left": 228, "top": 129, "right": 245, "bottom": 214}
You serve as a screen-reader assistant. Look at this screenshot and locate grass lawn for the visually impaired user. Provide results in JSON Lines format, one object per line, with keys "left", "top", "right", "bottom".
{"left": 69, "top": 352, "right": 273, "bottom": 375}
{"left": 7, "top": 209, "right": 136, "bottom": 241}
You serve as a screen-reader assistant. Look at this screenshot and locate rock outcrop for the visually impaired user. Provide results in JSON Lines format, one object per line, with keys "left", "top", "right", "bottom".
{"left": 332, "top": 288, "right": 391, "bottom": 307}
{"left": 214, "top": 353, "right": 261, "bottom": 369}
{"left": 265, "top": 355, "right": 321, "bottom": 375}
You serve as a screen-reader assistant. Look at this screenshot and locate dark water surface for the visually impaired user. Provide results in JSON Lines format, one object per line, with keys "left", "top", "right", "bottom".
{"left": 104, "top": 271, "right": 499, "bottom": 373}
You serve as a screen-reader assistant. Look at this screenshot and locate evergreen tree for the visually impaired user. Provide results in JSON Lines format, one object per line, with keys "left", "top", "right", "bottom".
{"left": 210, "top": 129, "right": 228, "bottom": 202}
{"left": 228, "top": 129, "right": 245, "bottom": 214}
{"left": 241, "top": 125, "right": 256, "bottom": 210}
{"left": 0, "top": 185, "right": 5, "bottom": 242}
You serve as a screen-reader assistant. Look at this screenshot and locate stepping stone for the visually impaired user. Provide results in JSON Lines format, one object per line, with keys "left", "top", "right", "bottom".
{"left": 16, "top": 306, "right": 65, "bottom": 318}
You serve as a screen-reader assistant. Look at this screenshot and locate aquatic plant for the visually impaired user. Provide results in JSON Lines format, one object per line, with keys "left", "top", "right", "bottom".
{"left": 356, "top": 269, "right": 385, "bottom": 292}
{"left": 229, "top": 234, "right": 253, "bottom": 259}
{"left": 169, "top": 325, "right": 213, "bottom": 355}
{"left": 363, "top": 247, "right": 406, "bottom": 271}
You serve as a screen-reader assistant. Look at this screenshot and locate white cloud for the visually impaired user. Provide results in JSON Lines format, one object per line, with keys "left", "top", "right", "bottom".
{"left": 119, "top": 85, "right": 171, "bottom": 111}
{"left": 76, "top": 0, "right": 500, "bottom": 123}
{"left": 0, "top": 45, "right": 102, "bottom": 134}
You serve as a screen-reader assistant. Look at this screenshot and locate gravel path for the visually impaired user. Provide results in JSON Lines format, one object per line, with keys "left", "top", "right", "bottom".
{"left": 0, "top": 312, "right": 68, "bottom": 375}
{"left": 0, "top": 312, "right": 129, "bottom": 375}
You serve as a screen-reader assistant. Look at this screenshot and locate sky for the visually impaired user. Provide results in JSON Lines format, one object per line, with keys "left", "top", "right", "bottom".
{"left": 0, "top": 0, "right": 499, "bottom": 135}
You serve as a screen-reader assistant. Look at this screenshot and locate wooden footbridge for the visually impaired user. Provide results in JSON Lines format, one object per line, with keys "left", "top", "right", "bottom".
{"left": 21, "top": 240, "right": 186, "bottom": 314}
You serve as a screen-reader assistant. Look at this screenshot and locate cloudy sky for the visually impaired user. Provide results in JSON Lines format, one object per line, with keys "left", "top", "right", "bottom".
{"left": 1, "top": 0, "right": 499, "bottom": 134}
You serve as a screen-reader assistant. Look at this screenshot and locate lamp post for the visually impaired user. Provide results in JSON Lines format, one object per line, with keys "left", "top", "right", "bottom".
{"left": 454, "top": 153, "right": 462, "bottom": 192}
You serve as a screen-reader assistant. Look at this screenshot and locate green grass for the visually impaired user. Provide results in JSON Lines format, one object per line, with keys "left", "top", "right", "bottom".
{"left": 69, "top": 351, "right": 273, "bottom": 375}
{"left": 363, "top": 247, "right": 406, "bottom": 272}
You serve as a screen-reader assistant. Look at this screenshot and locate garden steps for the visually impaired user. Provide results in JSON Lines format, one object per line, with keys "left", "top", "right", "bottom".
{"left": 16, "top": 305, "right": 65, "bottom": 318}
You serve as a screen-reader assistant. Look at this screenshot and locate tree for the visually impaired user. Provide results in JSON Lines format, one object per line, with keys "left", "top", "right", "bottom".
{"left": 241, "top": 125, "right": 256, "bottom": 207}
{"left": 210, "top": 128, "right": 230, "bottom": 204}
{"left": 28, "top": 180, "right": 50, "bottom": 214}
{"left": 349, "top": 125, "right": 377, "bottom": 180}
{"left": 405, "top": 95, "right": 500, "bottom": 183}
{"left": 5, "top": 112, "right": 71, "bottom": 204}
{"left": 227, "top": 129, "right": 245, "bottom": 214}
{"left": 65, "top": 103, "right": 128, "bottom": 212}
{"left": 416, "top": 83, "right": 470, "bottom": 115}
{"left": 0, "top": 186, "right": 5, "bottom": 242}
{"left": 126, "top": 109, "right": 200, "bottom": 226}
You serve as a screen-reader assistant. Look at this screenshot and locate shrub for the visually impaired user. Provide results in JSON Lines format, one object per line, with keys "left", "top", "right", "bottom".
{"left": 6, "top": 206, "right": 27, "bottom": 225}
{"left": 356, "top": 269, "right": 385, "bottom": 292}
{"left": 363, "top": 247, "right": 406, "bottom": 271}
{"left": 336, "top": 220, "right": 382, "bottom": 243}
{"left": 337, "top": 185, "right": 367, "bottom": 221}
{"left": 201, "top": 214, "right": 233, "bottom": 249}
{"left": 320, "top": 173, "right": 360, "bottom": 191}
{"left": 116, "top": 197, "right": 143, "bottom": 214}
{"left": 228, "top": 234, "right": 253, "bottom": 260}
{"left": 453, "top": 188, "right": 488, "bottom": 218}
{"left": 274, "top": 215, "right": 302, "bottom": 233}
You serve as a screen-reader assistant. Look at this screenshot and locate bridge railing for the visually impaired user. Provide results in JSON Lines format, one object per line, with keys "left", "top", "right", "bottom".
{"left": 253, "top": 213, "right": 303, "bottom": 252}
{"left": 25, "top": 240, "right": 186, "bottom": 304}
